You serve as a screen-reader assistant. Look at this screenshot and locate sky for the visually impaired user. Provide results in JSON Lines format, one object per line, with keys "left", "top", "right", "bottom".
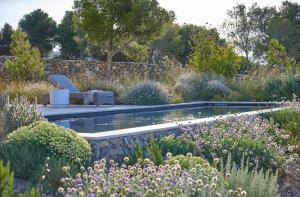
{"left": 0, "top": 0, "right": 298, "bottom": 29}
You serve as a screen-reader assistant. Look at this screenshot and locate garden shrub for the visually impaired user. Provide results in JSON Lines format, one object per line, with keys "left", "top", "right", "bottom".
{"left": 158, "top": 135, "right": 196, "bottom": 156}
{"left": 126, "top": 139, "right": 163, "bottom": 165}
{"left": 58, "top": 157, "right": 245, "bottom": 196}
{"left": 0, "top": 121, "right": 91, "bottom": 187}
{"left": 122, "top": 81, "right": 170, "bottom": 105}
{"left": 220, "top": 154, "right": 278, "bottom": 197}
{"left": 226, "top": 79, "right": 263, "bottom": 101}
{"left": 263, "top": 109, "right": 300, "bottom": 144}
{"left": 0, "top": 161, "right": 13, "bottom": 197}
{"left": 175, "top": 72, "right": 231, "bottom": 101}
{"left": 0, "top": 96, "right": 44, "bottom": 138}
{"left": 199, "top": 136, "right": 282, "bottom": 171}
{"left": 166, "top": 154, "right": 214, "bottom": 171}
{"left": 179, "top": 115, "right": 297, "bottom": 171}
{"left": 262, "top": 74, "right": 300, "bottom": 101}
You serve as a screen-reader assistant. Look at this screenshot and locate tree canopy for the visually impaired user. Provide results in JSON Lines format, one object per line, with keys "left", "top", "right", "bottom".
{"left": 19, "top": 9, "right": 57, "bottom": 56}
{"left": 56, "top": 11, "right": 80, "bottom": 59}
{"left": 73, "top": 0, "right": 174, "bottom": 69}
{"left": 0, "top": 23, "right": 14, "bottom": 55}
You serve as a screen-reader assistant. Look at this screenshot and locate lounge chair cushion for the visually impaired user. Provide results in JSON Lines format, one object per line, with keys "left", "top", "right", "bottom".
{"left": 48, "top": 75, "right": 80, "bottom": 93}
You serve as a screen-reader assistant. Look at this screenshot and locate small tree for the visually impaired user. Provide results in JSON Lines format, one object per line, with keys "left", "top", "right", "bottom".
{"left": 267, "top": 38, "right": 292, "bottom": 72}
{"left": 4, "top": 30, "right": 44, "bottom": 81}
{"left": 74, "top": 0, "right": 174, "bottom": 70}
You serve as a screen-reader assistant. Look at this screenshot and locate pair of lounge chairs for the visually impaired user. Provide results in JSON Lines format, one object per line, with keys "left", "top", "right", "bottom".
{"left": 42, "top": 75, "right": 115, "bottom": 106}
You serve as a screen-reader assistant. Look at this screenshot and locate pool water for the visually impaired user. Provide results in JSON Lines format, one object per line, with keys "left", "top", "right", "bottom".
{"left": 52, "top": 106, "right": 268, "bottom": 133}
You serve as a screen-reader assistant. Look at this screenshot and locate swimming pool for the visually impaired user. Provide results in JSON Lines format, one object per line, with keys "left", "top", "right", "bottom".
{"left": 52, "top": 105, "right": 270, "bottom": 133}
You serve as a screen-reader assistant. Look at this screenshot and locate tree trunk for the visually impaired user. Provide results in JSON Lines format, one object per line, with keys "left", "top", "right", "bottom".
{"left": 106, "top": 51, "right": 113, "bottom": 79}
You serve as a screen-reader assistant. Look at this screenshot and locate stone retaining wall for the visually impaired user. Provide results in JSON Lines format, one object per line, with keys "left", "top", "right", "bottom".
{"left": 0, "top": 56, "right": 181, "bottom": 80}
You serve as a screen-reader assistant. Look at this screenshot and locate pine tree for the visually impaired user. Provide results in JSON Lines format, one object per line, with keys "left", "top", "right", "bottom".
{"left": 4, "top": 30, "right": 44, "bottom": 81}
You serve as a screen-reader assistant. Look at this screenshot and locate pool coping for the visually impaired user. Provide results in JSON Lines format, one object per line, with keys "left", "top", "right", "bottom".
{"left": 78, "top": 106, "right": 285, "bottom": 140}
{"left": 44, "top": 101, "right": 280, "bottom": 121}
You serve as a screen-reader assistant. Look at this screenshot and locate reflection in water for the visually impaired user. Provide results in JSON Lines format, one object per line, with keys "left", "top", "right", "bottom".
{"left": 53, "top": 106, "right": 267, "bottom": 133}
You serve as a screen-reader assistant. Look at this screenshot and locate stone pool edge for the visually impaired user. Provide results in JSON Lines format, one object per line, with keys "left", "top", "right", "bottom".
{"left": 43, "top": 101, "right": 279, "bottom": 120}
{"left": 79, "top": 107, "right": 285, "bottom": 140}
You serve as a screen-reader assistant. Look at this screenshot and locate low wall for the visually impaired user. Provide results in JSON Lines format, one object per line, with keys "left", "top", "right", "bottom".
{"left": 0, "top": 56, "right": 180, "bottom": 80}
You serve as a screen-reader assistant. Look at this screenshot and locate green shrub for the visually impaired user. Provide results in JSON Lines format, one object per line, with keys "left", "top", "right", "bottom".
{"left": 220, "top": 154, "right": 278, "bottom": 197}
{"left": 0, "top": 121, "right": 91, "bottom": 187}
{"left": 175, "top": 72, "right": 231, "bottom": 101}
{"left": 226, "top": 79, "right": 263, "bottom": 101}
{"left": 166, "top": 154, "right": 214, "bottom": 171}
{"left": 158, "top": 135, "right": 195, "bottom": 156}
{"left": 0, "top": 161, "right": 14, "bottom": 197}
{"left": 199, "top": 136, "right": 282, "bottom": 171}
{"left": 0, "top": 96, "right": 44, "bottom": 138}
{"left": 126, "top": 139, "right": 163, "bottom": 165}
{"left": 262, "top": 78, "right": 284, "bottom": 101}
{"left": 122, "top": 81, "right": 170, "bottom": 105}
{"left": 263, "top": 109, "right": 300, "bottom": 144}
{"left": 262, "top": 74, "right": 300, "bottom": 101}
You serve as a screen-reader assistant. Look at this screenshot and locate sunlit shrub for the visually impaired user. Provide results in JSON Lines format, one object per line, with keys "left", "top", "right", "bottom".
{"left": 122, "top": 81, "right": 170, "bottom": 105}
{"left": 0, "top": 121, "right": 91, "bottom": 187}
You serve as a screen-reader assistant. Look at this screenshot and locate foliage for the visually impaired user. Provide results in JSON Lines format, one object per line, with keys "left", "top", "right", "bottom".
{"left": 58, "top": 157, "right": 245, "bottom": 197}
{"left": 73, "top": 0, "right": 174, "bottom": 68}
{"left": 19, "top": 9, "right": 57, "bottom": 55}
{"left": 0, "top": 121, "right": 91, "bottom": 187}
{"left": 126, "top": 139, "right": 163, "bottom": 165}
{"left": 166, "top": 154, "right": 213, "bottom": 170}
{"left": 199, "top": 135, "right": 282, "bottom": 171}
{"left": 175, "top": 73, "right": 231, "bottom": 101}
{"left": 220, "top": 154, "right": 278, "bottom": 197}
{"left": 189, "top": 39, "right": 241, "bottom": 78}
{"left": 267, "top": 38, "right": 292, "bottom": 71}
{"left": 56, "top": 11, "right": 80, "bottom": 59}
{"left": 4, "top": 30, "right": 44, "bottom": 81}
{"left": 0, "top": 96, "right": 44, "bottom": 138}
{"left": 263, "top": 109, "right": 300, "bottom": 144}
{"left": 2, "top": 81, "right": 53, "bottom": 103}
{"left": 0, "top": 161, "right": 14, "bottom": 197}
{"left": 261, "top": 74, "right": 300, "bottom": 101}
{"left": 0, "top": 23, "right": 14, "bottom": 55}
{"left": 158, "top": 135, "right": 196, "bottom": 156}
{"left": 226, "top": 79, "right": 263, "bottom": 101}
{"left": 180, "top": 115, "right": 297, "bottom": 170}
{"left": 122, "top": 81, "right": 170, "bottom": 105}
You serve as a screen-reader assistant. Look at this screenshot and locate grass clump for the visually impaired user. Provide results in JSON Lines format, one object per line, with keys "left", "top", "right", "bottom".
{"left": 122, "top": 81, "right": 170, "bottom": 105}
{"left": 175, "top": 73, "right": 231, "bottom": 101}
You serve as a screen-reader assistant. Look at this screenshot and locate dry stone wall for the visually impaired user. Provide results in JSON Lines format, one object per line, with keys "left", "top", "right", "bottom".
{"left": 0, "top": 56, "right": 180, "bottom": 80}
